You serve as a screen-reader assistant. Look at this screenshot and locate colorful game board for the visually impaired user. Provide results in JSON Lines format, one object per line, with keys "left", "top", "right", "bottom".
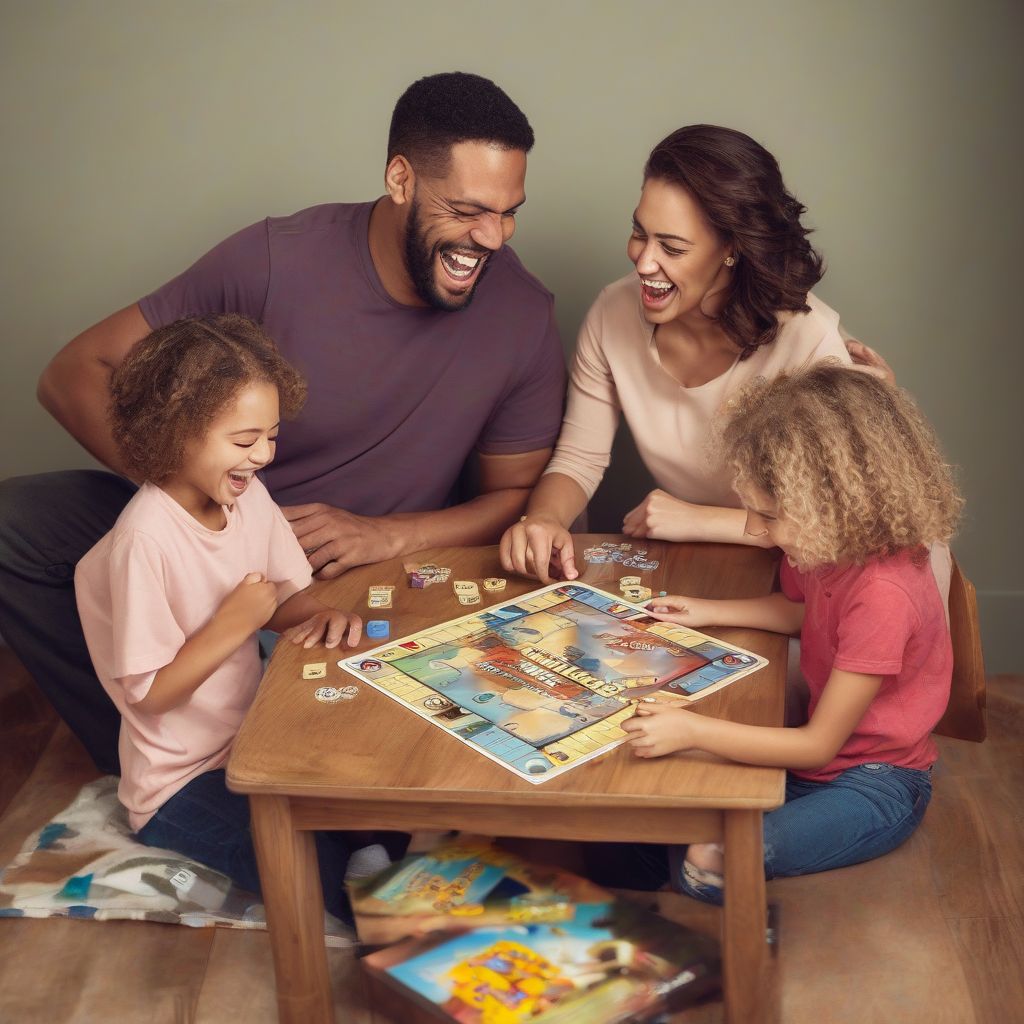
{"left": 340, "top": 582, "right": 767, "bottom": 784}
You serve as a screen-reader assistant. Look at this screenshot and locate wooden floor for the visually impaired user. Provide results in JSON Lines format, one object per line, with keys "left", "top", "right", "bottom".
{"left": 0, "top": 648, "right": 1021, "bottom": 1024}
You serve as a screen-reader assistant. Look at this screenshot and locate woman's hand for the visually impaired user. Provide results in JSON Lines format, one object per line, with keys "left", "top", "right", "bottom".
{"left": 846, "top": 339, "right": 896, "bottom": 385}
{"left": 282, "top": 609, "right": 363, "bottom": 649}
{"left": 645, "top": 594, "right": 719, "bottom": 628}
{"left": 621, "top": 703, "right": 703, "bottom": 758}
{"left": 499, "top": 514, "right": 578, "bottom": 584}
{"left": 623, "top": 489, "right": 706, "bottom": 542}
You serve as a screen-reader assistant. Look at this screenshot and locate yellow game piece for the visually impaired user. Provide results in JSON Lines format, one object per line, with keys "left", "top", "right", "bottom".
{"left": 482, "top": 577, "right": 507, "bottom": 592}
{"left": 619, "top": 575, "right": 641, "bottom": 588}
{"left": 458, "top": 594, "right": 482, "bottom": 605}
{"left": 453, "top": 580, "right": 479, "bottom": 594}
{"left": 302, "top": 662, "right": 327, "bottom": 680}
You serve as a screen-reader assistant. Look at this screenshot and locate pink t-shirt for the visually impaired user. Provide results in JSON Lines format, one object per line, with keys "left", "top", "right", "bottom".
{"left": 75, "top": 479, "right": 312, "bottom": 830}
{"left": 780, "top": 550, "right": 952, "bottom": 782}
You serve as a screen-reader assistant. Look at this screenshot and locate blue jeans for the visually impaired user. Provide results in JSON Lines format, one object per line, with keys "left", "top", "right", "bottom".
{"left": 582, "top": 762, "right": 933, "bottom": 901}
{"left": 137, "top": 769, "right": 354, "bottom": 922}
{"left": 676, "top": 762, "right": 933, "bottom": 904}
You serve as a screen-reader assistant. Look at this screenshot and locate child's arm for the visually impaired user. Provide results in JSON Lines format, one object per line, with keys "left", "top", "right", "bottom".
{"left": 266, "top": 586, "right": 362, "bottom": 650}
{"left": 646, "top": 592, "right": 805, "bottom": 635}
{"left": 135, "top": 572, "right": 278, "bottom": 715}
{"left": 622, "top": 668, "right": 882, "bottom": 770}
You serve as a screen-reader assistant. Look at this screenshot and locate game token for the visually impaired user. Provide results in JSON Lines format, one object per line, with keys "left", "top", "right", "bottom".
{"left": 314, "top": 686, "right": 343, "bottom": 703}
{"left": 405, "top": 562, "right": 451, "bottom": 586}
{"left": 623, "top": 556, "right": 659, "bottom": 571}
{"left": 338, "top": 685, "right": 359, "bottom": 697}
{"left": 302, "top": 662, "right": 327, "bottom": 680}
{"left": 482, "top": 577, "right": 507, "bottom": 592}
{"left": 453, "top": 580, "right": 479, "bottom": 594}
{"left": 458, "top": 593, "right": 482, "bottom": 605}
{"left": 366, "top": 620, "right": 390, "bottom": 640}
{"left": 621, "top": 585, "right": 652, "bottom": 602}
{"left": 619, "top": 575, "right": 641, "bottom": 588}
{"left": 368, "top": 593, "right": 393, "bottom": 609}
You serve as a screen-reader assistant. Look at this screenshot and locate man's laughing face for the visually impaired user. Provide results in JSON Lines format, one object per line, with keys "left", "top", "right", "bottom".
{"left": 402, "top": 141, "right": 527, "bottom": 311}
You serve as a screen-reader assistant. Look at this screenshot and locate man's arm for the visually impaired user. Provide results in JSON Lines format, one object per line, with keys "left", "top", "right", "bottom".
{"left": 282, "top": 447, "right": 553, "bottom": 579}
{"left": 37, "top": 303, "right": 152, "bottom": 476}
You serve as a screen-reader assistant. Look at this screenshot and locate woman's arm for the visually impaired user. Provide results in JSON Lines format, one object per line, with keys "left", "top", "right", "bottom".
{"left": 622, "top": 667, "right": 882, "bottom": 769}
{"left": 499, "top": 472, "right": 590, "bottom": 583}
{"left": 623, "top": 490, "right": 775, "bottom": 547}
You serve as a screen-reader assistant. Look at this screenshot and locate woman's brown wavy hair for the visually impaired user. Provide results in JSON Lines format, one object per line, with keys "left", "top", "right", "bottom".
{"left": 645, "top": 124, "right": 824, "bottom": 358}
{"left": 110, "top": 314, "right": 306, "bottom": 484}
{"left": 720, "top": 364, "right": 963, "bottom": 569}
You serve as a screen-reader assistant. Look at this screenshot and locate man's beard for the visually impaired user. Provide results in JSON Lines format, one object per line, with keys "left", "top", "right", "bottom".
{"left": 403, "top": 198, "right": 491, "bottom": 311}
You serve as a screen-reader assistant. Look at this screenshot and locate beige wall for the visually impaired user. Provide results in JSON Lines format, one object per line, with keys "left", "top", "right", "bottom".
{"left": 2, "top": 1, "right": 1020, "bottom": 669}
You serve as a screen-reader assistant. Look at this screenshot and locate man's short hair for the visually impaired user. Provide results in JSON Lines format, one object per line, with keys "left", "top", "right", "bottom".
{"left": 387, "top": 72, "right": 534, "bottom": 176}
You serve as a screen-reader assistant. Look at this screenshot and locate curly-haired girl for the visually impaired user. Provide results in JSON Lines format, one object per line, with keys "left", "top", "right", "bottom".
{"left": 74, "top": 315, "right": 374, "bottom": 921}
{"left": 622, "top": 363, "right": 963, "bottom": 903}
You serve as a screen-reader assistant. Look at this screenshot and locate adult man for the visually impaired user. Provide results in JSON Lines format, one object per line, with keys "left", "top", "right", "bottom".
{"left": 1, "top": 72, "right": 565, "bottom": 773}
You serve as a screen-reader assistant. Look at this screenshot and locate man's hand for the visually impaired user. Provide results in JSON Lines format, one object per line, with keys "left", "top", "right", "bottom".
{"left": 621, "top": 703, "right": 701, "bottom": 758}
{"left": 644, "top": 594, "right": 719, "bottom": 629}
{"left": 282, "top": 504, "right": 400, "bottom": 580}
{"left": 499, "top": 514, "right": 578, "bottom": 584}
{"left": 216, "top": 573, "right": 279, "bottom": 637}
{"left": 282, "top": 608, "right": 363, "bottom": 649}
{"left": 846, "top": 339, "right": 896, "bottom": 385}
{"left": 622, "top": 489, "right": 704, "bottom": 542}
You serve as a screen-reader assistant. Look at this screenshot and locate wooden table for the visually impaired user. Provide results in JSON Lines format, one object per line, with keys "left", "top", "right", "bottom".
{"left": 228, "top": 535, "right": 786, "bottom": 1023}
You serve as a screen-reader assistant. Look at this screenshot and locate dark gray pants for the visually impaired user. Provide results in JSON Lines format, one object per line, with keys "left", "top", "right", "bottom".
{"left": 0, "top": 470, "right": 136, "bottom": 773}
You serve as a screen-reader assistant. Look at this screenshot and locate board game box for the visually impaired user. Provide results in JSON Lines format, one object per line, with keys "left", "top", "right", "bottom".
{"left": 339, "top": 582, "right": 767, "bottom": 784}
{"left": 361, "top": 896, "right": 720, "bottom": 1023}
{"left": 348, "top": 834, "right": 611, "bottom": 946}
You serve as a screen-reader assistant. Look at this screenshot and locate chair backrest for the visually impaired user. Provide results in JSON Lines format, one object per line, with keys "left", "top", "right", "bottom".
{"left": 934, "top": 557, "right": 986, "bottom": 742}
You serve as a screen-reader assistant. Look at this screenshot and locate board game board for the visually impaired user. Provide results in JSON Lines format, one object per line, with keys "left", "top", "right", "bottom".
{"left": 339, "top": 582, "right": 767, "bottom": 784}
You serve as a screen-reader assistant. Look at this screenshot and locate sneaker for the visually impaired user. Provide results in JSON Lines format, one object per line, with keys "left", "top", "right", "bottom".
{"left": 668, "top": 845, "right": 723, "bottom": 906}
{"left": 344, "top": 843, "right": 392, "bottom": 882}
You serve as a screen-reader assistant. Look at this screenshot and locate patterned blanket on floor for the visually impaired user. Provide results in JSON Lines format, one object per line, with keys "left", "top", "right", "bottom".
{"left": 0, "top": 776, "right": 353, "bottom": 944}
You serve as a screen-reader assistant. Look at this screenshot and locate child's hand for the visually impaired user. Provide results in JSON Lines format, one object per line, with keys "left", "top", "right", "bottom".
{"left": 621, "top": 703, "right": 703, "bottom": 758}
{"left": 283, "top": 609, "right": 363, "bottom": 649}
{"left": 644, "top": 594, "right": 717, "bottom": 628}
{"left": 218, "top": 573, "right": 279, "bottom": 635}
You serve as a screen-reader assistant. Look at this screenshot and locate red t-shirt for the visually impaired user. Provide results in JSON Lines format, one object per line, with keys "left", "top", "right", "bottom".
{"left": 781, "top": 550, "right": 952, "bottom": 781}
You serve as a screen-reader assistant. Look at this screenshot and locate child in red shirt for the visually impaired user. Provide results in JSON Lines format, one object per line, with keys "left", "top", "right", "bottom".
{"left": 623, "top": 364, "right": 963, "bottom": 903}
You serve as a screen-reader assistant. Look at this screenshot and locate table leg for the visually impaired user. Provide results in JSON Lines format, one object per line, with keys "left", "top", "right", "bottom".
{"left": 722, "top": 808, "right": 772, "bottom": 1024}
{"left": 250, "top": 794, "right": 333, "bottom": 1024}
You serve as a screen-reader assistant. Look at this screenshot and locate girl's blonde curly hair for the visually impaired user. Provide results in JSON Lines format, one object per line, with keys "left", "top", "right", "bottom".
{"left": 719, "top": 363, "right": 963, "bottom": 569}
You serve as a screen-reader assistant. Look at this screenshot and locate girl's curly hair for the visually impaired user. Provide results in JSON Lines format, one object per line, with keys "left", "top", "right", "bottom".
{"left": 719, "top": 364, "right": 963, "bottom": 569}
{"left": 109, "top": 315, "right": 306, "bottom": 484}
{"left": 645, "top": 124, "right": 824, "bottom": 358}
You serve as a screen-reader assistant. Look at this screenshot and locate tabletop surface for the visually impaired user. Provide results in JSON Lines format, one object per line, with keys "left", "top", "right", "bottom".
{"left": 228, "top": 536, "right": 787, "bottom": 810}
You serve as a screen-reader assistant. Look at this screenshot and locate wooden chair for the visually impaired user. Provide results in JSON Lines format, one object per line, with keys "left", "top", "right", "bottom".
{"left": 934, "top": 557, "right": 986, "bottom": 742}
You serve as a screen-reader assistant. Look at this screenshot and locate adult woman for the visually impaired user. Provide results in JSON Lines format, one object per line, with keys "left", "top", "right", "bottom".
{"left": 501, "top": 124, "right": 877, "bottom": 581}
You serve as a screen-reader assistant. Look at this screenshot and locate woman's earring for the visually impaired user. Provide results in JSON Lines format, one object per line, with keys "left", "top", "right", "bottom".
{"left": 724, "top": 256, "right": 736, "bottom": 267}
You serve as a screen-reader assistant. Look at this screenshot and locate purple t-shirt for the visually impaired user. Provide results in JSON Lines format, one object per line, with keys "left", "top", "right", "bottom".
{"left": 138, "top": 202, "right": 566, "bottom": 514}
